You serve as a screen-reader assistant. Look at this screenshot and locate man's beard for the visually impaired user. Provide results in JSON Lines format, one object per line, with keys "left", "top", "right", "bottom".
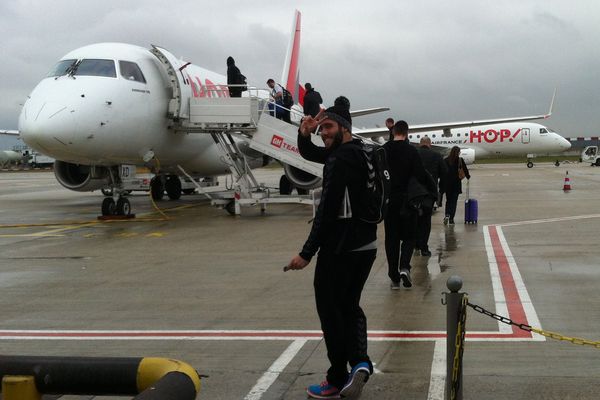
{"left": 327, "top": 129, "right": 344, "bottom": 149}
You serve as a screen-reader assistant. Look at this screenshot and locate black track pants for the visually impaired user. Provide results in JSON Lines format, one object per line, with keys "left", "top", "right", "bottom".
{"left": 313, "top": 249, "right": 376, "bottom": 388}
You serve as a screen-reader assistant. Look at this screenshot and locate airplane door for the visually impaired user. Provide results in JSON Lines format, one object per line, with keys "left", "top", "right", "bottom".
{"left": 150, "top": 45, "right": 192, "bottom": 121}
{"left": 521, "top": 128, "right": 530, "bottom": 144}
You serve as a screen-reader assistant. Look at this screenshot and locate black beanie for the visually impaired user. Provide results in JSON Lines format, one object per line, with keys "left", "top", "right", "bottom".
{"left": 323, "top": 96, "right": 352, "bottom": 132}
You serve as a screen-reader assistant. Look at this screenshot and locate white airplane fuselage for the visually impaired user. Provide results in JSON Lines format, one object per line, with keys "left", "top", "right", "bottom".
{"left": 19, "top": 43, "right": 251, "bottom": 177}
{"left": 406, "top": 121, "right": 570, "bottom": 162}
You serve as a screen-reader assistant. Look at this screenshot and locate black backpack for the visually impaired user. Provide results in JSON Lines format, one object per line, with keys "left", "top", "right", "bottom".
{"left": 279, "top": 85, "right": 294, "bottom": 108}
{"left": 238, "top": 73, "right": 247, "bottom": 91}
{"left": 357, "top": 143, "right": 391, "bottom": 224}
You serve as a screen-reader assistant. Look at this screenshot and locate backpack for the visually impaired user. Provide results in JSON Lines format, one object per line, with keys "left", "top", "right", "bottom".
{"left": 405, "top": 175, "right": 437, "bottom": 216}
{"left": 279, "top": 85, "right": 294, "bottom": 108}
{"left": 357, "top": 143, "right": 391, "bottom": 224}
{"left": 238, "top": 73, "right": 247, "bottom": 91}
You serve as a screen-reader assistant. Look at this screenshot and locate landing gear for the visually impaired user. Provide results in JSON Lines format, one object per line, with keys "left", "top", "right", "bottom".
{"left": 100, "top": 193, "right": 132, "bottom": 217}
{"left": 101, "top": 197, "right": 116, "bottom": 215}
{"left": 116, "top": 197, "right": 131, "bottom": 215}
{"left": 555, "top": 160, "right": 560, "bottom": 167}
{"left": 527, "top": 161, "right": 534, "bottom": 168}
{"left": 165, "top": 175, "right": 182, "bottom": 200}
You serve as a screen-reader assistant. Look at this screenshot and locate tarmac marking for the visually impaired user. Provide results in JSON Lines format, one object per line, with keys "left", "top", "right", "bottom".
{"left": 427, "top": 340, "right": 446, "bottom": 400}
{"left": 498, "top": 213, "right": 600, "bottom": 227}
{"left": 243, "top": 339, "right": 306, "bottom": 400}
{"left": 0, "top": 330, "right": 538, "bottom": 341}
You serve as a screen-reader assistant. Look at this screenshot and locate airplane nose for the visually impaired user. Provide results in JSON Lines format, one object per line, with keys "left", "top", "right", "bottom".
{"left": 560, "top": 136, "right": 571, "bottom": 150}
{"left": 19, "top": 99, "right": 75, "bottom": 153}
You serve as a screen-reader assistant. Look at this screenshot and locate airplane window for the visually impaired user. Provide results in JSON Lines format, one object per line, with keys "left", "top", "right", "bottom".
{"left": 457, "top": 133, "right": 461, "bottom": 137}
{"left": 540, "top": 128, "right": 548, "bottom": 134}
{"left": 47, "top": 59, "right": 77, "bottom": 77}
{"left": 74, "top": 59, "right": 116, "bottom": 78}
{"left": 119, "top": 61, "right": 146, "bottom": 83}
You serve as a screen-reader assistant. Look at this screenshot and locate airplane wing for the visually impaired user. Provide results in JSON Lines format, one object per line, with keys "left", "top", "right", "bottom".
{"left": 350, "top": 107, "right": 390, "bottom": 117}
{"left": 356, "top": 91, "right": 555, "bottom": 139}
{"left": 0, "top": 130, "right": 20, "bottom": 136}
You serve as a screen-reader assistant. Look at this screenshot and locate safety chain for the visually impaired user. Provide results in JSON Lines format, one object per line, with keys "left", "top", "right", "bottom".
{"left": 467, "top": 302, "right": 600, "bottom": 349}
{"left": 450, "top": 295, "right": 468, "bottom": 400}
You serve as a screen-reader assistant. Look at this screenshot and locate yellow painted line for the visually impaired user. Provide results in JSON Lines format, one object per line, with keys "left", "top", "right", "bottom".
{"left": 146, "top": 232, "right": 165, "bottom": 238}
{"left": 115, "top": 232, "right": 139, "bottom": 238}
{"left": 0, "top": 234, "right": 65, "bottom": 237}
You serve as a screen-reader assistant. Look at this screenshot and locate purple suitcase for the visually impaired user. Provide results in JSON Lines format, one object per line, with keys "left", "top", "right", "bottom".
{"left": 464, "top": 180, "right": 478, "bottom": 224}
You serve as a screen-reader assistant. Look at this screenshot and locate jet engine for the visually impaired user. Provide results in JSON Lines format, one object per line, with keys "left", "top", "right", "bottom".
{"left": 459, "top": 148, "right": 475, "bottom": 165}
{"left": 54, "top": 161, "right": 112, "bottom": 192}
{"left": 282, "top": 163, "right": 322, "bottom": 190}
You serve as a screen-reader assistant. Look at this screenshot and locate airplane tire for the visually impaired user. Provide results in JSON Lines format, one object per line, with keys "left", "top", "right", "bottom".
{"left": 165, "top": 175, "right": 182, "bottom": 200}
{"left": 101, "top": 198, "right": 116, "bottom": 216}
{"left": 527, "top": 161, "right": 534, "bottom": 168}
{"left": 116, "top": 197, "right": 131, "bottom": 216}
{"left": 151, "top": 177, "right": 164, "bottom": 201}
{"left": 279, "top": 175, "right": 292, "bottom": 195}
{"left": 555, "top": 160, "right": 560, "bottom": 167}
{"left": 225, "top": 200, "right": 236, "bottom": 216}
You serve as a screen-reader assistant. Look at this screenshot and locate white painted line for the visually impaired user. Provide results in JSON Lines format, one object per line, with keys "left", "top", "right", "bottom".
{"left": 427, "top": 340, "right": 446, "bottom": 400}
{"left": 483, "top": 226, "right": 511, "bottom": 333}
{"left": 499, "top": 214, "right": 600, "bottom": 227}
{"left": 243, "top": 339, "right": 306, "bottom": 400}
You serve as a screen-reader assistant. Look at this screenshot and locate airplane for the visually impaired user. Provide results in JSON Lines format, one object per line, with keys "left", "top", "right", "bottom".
{"left": 356, "top": 93, "right": 571, "bottom": 168}
{"left": 9, "top": 10, "right": 570, "bottom": 217}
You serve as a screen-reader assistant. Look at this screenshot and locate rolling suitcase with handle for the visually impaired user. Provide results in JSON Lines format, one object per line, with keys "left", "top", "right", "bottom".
{"left": 464, "top": 180, "right": 478, "bottom": 224}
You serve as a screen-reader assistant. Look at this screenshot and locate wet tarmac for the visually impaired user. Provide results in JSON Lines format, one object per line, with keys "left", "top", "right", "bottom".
{"left": 1, "top": 162, "right": 600, "bottom": 399}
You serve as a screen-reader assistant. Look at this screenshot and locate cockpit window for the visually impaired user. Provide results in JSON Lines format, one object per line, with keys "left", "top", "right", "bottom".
{"left": 47, "top": 59, "right": 77, "bottom": 77}
{"left": 74, "top": 59, "right": 116, "bottom": 78}
{"left": 540, "top": 128, "right": 548, "bottom": 134}
{"left": 119, "top": 61, "right": 146, "bottom": 83}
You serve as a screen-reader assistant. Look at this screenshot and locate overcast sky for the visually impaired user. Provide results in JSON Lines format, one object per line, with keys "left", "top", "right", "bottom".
{"left": 1, "top": 0, "right": 599, "bottom": 147}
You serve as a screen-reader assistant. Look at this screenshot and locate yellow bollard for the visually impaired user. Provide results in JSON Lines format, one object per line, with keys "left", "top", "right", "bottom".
{"left": 2, "top": 375, "right": 42, "bottom": 400}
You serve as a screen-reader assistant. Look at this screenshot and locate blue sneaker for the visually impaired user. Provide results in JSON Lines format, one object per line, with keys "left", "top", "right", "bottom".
{"left": 307, "top": 380, "right": 341, "bottom": 399}
{"left": 340, "top": 362, "right": 370, "bottom": 398}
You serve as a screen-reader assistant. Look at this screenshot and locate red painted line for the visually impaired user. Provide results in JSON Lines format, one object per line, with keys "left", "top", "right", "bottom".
{"left": 488, "top": 226, "right": 531, "bottom": 338}
{"left": 0, "top": 330, "right": 527, "bottom": 340}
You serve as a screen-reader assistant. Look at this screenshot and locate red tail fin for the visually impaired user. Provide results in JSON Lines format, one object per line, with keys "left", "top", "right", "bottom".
{"left": 281, "top": 10, "right": 301, "bottom": 104}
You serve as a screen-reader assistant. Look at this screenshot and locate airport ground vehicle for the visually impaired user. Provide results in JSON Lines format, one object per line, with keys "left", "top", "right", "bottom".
{"left": 581, "top": 146, "right": 600, "bottom": 166}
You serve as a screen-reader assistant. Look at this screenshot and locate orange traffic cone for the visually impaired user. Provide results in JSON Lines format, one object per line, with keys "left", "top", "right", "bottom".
{"left": 563, "top": 171, "right": 571, "bottom": 191}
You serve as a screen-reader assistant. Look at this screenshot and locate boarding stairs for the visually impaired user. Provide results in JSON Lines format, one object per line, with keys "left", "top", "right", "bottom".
{"left": 170, "top": 95, "right": 322, "bottom": 214}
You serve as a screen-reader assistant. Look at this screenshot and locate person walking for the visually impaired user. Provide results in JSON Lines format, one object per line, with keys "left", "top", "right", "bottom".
{"left": 383, "top": 121, "right": 438, "bottom": 289}
{"left": 287, "top": 96, "right": 375, "bottom": 399}
{"left": 226, "top": 56, "right": 245, "bottom": 98}
{"left": 416, "top": 136, "right": 446, "bottom": 256}
{"left": 443, "top": 146, "right": 471, "bottom": 225}
{"left": 302, "top": 82, "right": 323, "bottom": 118}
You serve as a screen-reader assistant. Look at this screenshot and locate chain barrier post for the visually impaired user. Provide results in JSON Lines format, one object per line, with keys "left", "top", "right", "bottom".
{"left": 445, "top": 275, "right": 464, "bottom": 400}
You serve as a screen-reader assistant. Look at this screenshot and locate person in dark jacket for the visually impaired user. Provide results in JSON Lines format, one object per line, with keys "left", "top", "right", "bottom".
{"left": 385, "top": 117, "right": 395, "bottom": 142}
{"left": 302, "top": 82, "right": 323, "bottom": 117}
{"left": 443, "top": 146, "right": 471, "bottom": 225}
{"left": 287, "top": 96, "right": 375, "bottom": 399}
{"left": 226, "top": 56, "right": 244, "bottom": 98}
{"left": 383, "top": 121, "right": 438, "bottom": 289}
{"left": 416, "top": 136, "right": 447, "bottom": 256}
